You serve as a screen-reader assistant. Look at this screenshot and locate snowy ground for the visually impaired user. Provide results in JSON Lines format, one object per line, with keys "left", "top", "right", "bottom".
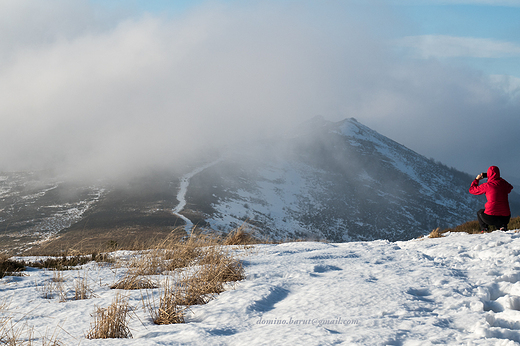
{"left": 3, "top": 230, "right": 520, "bottom": 345}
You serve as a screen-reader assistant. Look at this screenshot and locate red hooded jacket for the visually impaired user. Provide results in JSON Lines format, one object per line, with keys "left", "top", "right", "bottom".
{"left": 469, "top": 166, "right": 513, "bottom": 216}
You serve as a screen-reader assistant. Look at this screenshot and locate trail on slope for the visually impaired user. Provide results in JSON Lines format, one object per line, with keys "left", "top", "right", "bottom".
{"left": 173, "top": 159, "right": 221, "bottom": 234}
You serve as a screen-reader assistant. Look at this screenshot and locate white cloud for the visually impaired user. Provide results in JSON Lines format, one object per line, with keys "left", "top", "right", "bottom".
{"left": 489, "top": 74, "right": 520, "bottom": 97}
{"left": 396, "top": 35, "right": 520, "bottom": 59}
{"left": 0, "top": 0, "right": 519, "bottom": 180}
{"left": 0, "top": 1, "right": 390, "bottom": 179}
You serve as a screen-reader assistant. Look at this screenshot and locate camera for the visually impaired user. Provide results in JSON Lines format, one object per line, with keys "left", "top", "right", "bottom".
{"left": 482, "top": 173, "right": 487, "bottom": 178}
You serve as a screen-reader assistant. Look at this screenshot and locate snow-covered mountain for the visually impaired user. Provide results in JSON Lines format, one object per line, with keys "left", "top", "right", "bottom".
{"left": 3, "top": 117, "right": 515, "bottom": 253}
{"left": 185, "top": 117, "right": 487, "bottom": 241}
{"left": 0, "top": 172, "right": 106, "bottom": 253}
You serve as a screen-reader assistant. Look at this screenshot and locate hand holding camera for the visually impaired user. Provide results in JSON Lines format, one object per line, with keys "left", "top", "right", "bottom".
{"left": 476, "top": 172, "right": 487, "bottom": 180}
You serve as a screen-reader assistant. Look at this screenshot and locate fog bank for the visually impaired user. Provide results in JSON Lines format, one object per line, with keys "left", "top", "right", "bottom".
{"left": 1, "top": 0, "right": 519, "bottom": 181}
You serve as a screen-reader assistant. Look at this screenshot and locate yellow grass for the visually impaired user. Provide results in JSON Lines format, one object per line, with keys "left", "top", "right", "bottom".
{"left": 142, "top": 278, "right": 186, "bottom": 325}
{"left": 428, "top": 228, "right": 444, "bottom": 238}
{"left": 86, "top": 293, "right": 132, "bottom": 339}
{"left": 110, "top": 274, "right": 159, "bottom": 290}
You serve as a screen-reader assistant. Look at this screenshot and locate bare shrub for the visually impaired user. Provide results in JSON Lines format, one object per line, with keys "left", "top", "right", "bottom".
{"left": 28, "top": 255, "right": 92, "bottom": 270}
{"left": 0, "top": 255, "right": 26, "bottom": 279}
{"left": 86, "top": 293, "right": 132, "bottom": 339}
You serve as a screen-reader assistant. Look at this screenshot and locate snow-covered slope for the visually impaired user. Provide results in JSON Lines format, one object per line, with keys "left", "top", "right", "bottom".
{"left": 4, "top": 231, "right": 520, "bottom": 345}
{"left": 0, "top": 117, "right": 500, "bottom": 249}
{"left": 187, "top": 117, "right": 483, "bottom": 241}
{"left": 0, "top": 172, "right": 105, "bottom": 253}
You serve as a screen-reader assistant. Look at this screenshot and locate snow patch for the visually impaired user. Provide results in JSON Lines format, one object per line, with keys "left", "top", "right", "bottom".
{"left": 3, "top": 231, "right": 520, "bottom": 344}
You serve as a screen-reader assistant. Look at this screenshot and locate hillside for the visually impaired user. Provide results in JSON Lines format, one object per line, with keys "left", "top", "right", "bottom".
{"left": 185, "top": 117, "right": 488, "bottom": 241}
{"left": 2, "top": 117, "right": 517, "bottom": 253}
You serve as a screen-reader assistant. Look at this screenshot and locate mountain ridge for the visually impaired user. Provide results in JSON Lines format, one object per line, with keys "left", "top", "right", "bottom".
{"left": 184, "top": 117, "right": 492, "bottom": 242}
{"left": 1, "top": 117, "right": 516, "bottom": 253}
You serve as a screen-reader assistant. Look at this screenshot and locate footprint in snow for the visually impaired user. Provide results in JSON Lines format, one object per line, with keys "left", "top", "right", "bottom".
{"left": 313, "top": 264, "right": 342, "bottom": 273}
{"left": 247, "top": 286, "right": 290, "bottom": 313}
{"left": 478, "top": 270, "right": 520, "bottom": 342}
{"left": 406, "top": 288, "right": 431, "bottom": 297}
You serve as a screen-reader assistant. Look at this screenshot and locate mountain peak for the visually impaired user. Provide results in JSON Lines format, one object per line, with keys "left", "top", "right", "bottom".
{"left": 186, "top": 117, "right": 481, "bottom": 242}
{"left": 0, "top": 116, "right": 485, "bottom": 253}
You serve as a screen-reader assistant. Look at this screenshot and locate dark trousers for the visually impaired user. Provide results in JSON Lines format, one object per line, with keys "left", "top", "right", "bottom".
{"left": 477, "top": 209, "right": 510, "bottom": 231}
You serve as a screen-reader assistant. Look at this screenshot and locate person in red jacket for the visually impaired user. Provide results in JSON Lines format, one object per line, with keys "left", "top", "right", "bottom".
{"left": 469, "top": 166, "right": 513, "bottom": 231}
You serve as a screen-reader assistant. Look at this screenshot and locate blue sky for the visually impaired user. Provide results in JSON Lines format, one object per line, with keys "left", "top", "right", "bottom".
{"left": 395, "top": 3, "right": 520, "bottom": 78}
{"left": 1, "top": 0, "right": 519, "bottom": 179}
{"left": 90, "top": 0, "right": 520, "bottom": 78}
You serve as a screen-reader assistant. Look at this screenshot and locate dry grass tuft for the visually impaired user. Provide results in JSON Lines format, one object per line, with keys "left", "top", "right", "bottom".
{"left": 161, "top": 245, "right": 200, "bottom": 271}
{"left": 196, "top": 244, "right": 246, "bottom": 282}
{"left": 198, "top": 254, "right": 245, "bottom": 284}
{"left": 428, "top": 228, "right": 444, "bottom": 238}
{"left": 222, "top": 224, "right": 258, "bottom": 245}
{"left": 177, "top": 254, "right": 246, "bottom": 305}
{"left": 125, "top": 231, "right": 223, "bottom": 275}
{"left": 0, "top": 300, "right": 17, "bottom": 345}
{"left": 121, "top": 231, "right": 205, "bottom": 275}
{"left": 159, "top": 232, "right": 218, "bottom": 270}
{"left": 441, "top": 216, "right": 520, "bottom": 235}
{"left": 176, "top": 281, "right": 213, "bottom": 306}
{"left": 74, "top": 271, "right": 94, "bottom": 300}
{"left": 110, "top": 274, "right": 159, "bottom": 290}
{"left": 40, "top": 334, "right": 65, "bottom": 346}
{"left": 86, "top": 293, "right": 132, "bottom": 339}
{"left": 143, "top": 278, "right": 186, "bottom": 325}
{"left": 139, "top": 229, "right": 247, "bottom": 325}
{"left": 441, "top": 220, "right": 482, "bottom": 234}
{"left": 0, "top": 299, "right": 66, "bottom": 346}
{"left": 126, "top": 254, "right": 164, "bottom": 276}
{"left": 0, "top": 319, "right": 31, "bottom": 346}
{"left": 50, "top": 271, "right": 65, "bottom": 283}
{"left": 509, "top": 216, "right": 520, "bottom": 231}
{"left": 38, "top": 271, "right": 67, "bottom": 302}
{"left": 173, "top": 270, "right": 218, "bottom": 306}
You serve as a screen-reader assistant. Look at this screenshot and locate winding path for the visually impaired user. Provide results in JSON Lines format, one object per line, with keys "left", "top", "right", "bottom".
{"left": 173, "top": 159, "right": 221, "bottom": 234}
